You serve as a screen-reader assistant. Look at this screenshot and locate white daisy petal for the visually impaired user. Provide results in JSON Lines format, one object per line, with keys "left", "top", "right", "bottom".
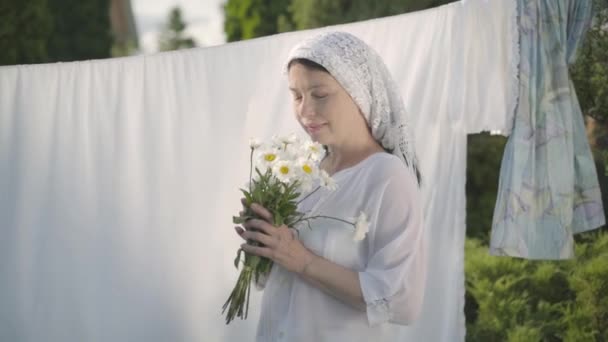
{"left": 319, "top": 170, "right": 337, "bottom": 191}
{"left": 353, "top": 212, "right": 369, "bottom": 241}
{"left": 303, "top": 141, "right": 325, "bottom": 161}
{"left": 248, "top": 137, "right": 262, "bottom": 149}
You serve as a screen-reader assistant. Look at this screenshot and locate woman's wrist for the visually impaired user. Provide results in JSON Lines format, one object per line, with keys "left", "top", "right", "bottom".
{"left": 296, "top": 252, "right": 367, "bottom": 311}
{"left": 300, "top": 253, "right": 318, "bottom": 276}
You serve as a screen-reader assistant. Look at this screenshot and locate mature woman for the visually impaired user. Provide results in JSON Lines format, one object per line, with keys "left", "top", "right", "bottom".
{"left": 235, "top": 31, "right": 427, "bottom": 341}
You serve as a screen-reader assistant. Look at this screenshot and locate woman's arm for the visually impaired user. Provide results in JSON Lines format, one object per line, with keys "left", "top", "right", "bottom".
{"left": 236, "top": 203, "right": 367, "bottom": 311}
{"left": 298, "top": 253, "right": 367, "bottom": 311}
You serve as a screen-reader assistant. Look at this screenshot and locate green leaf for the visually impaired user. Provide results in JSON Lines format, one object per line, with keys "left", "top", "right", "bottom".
{"left": 233, "top": 215, "right": 256, "bottom": 224}
{"left": 274, "top": 211, "right": 283, "bottom": 226}
{"left": 239, "top": 188, "right": 253, "bottom": 205}
{"left": 233, "top": 248, "right": 243, "bottom": 269}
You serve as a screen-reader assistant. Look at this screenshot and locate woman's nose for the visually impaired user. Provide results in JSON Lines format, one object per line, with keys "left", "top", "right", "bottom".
{"left": 298, "top": 98, "right": 317, "bottom": 118}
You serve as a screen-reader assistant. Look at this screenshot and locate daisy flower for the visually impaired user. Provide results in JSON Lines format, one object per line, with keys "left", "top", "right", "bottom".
{"left": 279, "top": 142, "right": 299, "bottom": 161}
{"left": 284, "top": 133, "right": 299, "bottom": 145}
{"left": 272, "top": 133, "right": 300, "bottom": 150}
{"left": 319, "top": 169, "right": 338, "bottom": 191}
{"left": 248, "top": 137, "right": 262, "bottom": 150}
{"left": 272, "top": 160, "right": 296, "bottom": 183}
{"left": 295, "top": 157, "right": 318, "bottom": 192}
{"left": 302, "top": 140, "right": 325, "bottom": 161}
{"left": 353, "top": 212, "right": 369, "bottom": 241}
{"left": 257, "top": 147, "right": 280, "bottom": 170}
{"left": 296, "top": 157, "right": 318, "bottom": 178}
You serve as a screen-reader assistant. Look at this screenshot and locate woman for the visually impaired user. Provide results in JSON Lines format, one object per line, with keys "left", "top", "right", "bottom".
{"left": 234, "top": 31, "right": 426, "bottom": 341}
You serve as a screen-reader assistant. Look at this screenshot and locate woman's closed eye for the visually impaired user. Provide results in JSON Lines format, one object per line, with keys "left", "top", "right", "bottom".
{"left": 290, "top": 91, "right": 302, "bottom": 101}
{"left": 291, "top": 93, "right": 327, "bottom": 102}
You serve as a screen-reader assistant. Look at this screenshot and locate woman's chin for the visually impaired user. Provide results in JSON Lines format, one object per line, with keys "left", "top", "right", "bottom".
{"left": 302, "top": 127, "right": 329, "bottom": 144}
{"left": 308, "top": 134, "right": 327, "bottom": 144}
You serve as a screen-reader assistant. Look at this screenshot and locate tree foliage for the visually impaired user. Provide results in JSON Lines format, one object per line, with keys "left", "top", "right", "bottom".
{"left": 158, "top": 6, "right": 196, "bottom": 52}
{"left": 0, "top": 0, "right": 113, "bottom": 66}
{"left": 571, "top": 0, "right": 608, "bottom": 175}
{"left": 288, "top": 0, "right": 454, "bottom": 30}
{"left": 570, "top": 0, "right": 608, "bottom": 125}
{"left": 0, "top": 0, "right": 52, "bottom": 65}
{"left": 46, "top": 0, "right": 113, "bottom": 62}
{"left": 223, "top": 0, "right": 456, "bottom": 42}
{"left": 466, "top": 134, "right": 507, "bottom": 243}
{"left": 223, "top": 0, "right": 292, "bottom": 42}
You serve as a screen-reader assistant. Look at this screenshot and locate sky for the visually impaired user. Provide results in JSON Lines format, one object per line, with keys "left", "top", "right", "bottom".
{"left": 132, "top": 0, "right": 227, "bottom": 54}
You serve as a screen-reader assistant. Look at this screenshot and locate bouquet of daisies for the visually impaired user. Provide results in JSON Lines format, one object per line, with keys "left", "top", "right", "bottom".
{"left": 222, "top": 133, "right": 368, "bottom": 324}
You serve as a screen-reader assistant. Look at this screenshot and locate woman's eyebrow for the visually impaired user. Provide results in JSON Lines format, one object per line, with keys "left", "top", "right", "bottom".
{"left": 288, "top": 84, "right": 327, "bottom": 91}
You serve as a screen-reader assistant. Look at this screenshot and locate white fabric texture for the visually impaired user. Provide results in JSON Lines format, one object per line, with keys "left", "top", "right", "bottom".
{"left": 0, "top": 0, "right": 517, "bottom": 341}
{"left": 256, "top": 152, "right": 425, "bottom": 341}
{"left": 286, "top": 32, "right": 421, "bottom": 182}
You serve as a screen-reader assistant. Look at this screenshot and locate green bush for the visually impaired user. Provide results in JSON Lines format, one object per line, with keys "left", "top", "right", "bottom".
{"left": 466, "top": 133, "right": 507, "bottom": 243}
{"left": 465, "top": 232, "right": 608, "bottom": 341}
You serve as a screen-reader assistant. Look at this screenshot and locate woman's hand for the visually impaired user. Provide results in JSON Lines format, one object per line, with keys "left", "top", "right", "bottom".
{"left": 234, "top": 202, "right": 317, "bottom": 275}
{"left": 235, "top": 200, "right": 366, "bottom": 311}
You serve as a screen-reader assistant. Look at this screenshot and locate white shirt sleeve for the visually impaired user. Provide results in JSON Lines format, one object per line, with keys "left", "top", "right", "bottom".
{"left": 357, "top": 166, "right": 427, "bottom": 326}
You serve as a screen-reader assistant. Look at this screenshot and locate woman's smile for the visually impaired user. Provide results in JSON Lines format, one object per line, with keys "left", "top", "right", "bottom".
{"left": 305, "top": 123, "right": 327, "bottom": 134}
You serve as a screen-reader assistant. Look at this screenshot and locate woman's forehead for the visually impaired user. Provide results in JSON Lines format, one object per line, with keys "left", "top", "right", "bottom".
{"left": 288, "top": 65, "right": 337, "bottom": 89}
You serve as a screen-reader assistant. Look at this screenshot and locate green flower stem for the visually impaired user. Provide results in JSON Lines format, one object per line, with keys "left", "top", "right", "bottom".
{"left": 222, "top": 250, "right": 266, "bottom": 324}
{"left": 293, "top": 214, "right": 355, "bottom": 227}
{"left": 249, "top": 147, "right": 254, "bottom": 193}
{"left": 297, "top": 185, "right": 321, "bottom": 204}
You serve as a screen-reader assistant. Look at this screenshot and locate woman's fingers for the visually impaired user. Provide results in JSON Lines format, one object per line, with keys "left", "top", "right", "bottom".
{"left": 250, "top": 203, "right": 273, "bottom": 222}
{"left": 239, "top": 200, "right": 273, "bottom": 223}
{"left": 234, "top": 227, "right": 247, "bottom": 241}
{"left": 243, "top": 219, "right": 274, "bottom": 235}
{"left": 241, "top": 243, "right": 272, "bottom": 259}
{"left": 236, "top": 225, "right": 272, "bottom": 246}
{"left": 241, "top": 229, "right": 276, "bottom": 247}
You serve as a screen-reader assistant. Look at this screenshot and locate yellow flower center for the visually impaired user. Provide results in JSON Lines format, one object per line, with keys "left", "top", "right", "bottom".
{"left": 264, "top": 154, "right": 276, "bottom": 162}
{"left": 302, "top": 164, "right": 313, "bottom": 174}
{"left": 280, "top": 166, "right": 290, "bottom": 175}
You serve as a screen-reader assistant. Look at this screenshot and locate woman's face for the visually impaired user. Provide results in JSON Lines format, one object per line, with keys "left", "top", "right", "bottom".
{"left": 287, "top": 63, "right": 368, "bottom": 146}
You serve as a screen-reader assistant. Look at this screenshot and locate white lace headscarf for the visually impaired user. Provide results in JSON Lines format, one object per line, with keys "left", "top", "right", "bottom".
{"left": 286, "top": 31, "right": 421, "bottom": 184}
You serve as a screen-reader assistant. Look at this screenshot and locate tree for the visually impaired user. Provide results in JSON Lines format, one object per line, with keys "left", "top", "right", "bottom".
{"left": 1, "top": 0, "right": 115, "bottom": 65}
{"left": 571, "top": 0, "right": 608, "bottom": 180}
{"left": 466, "top": 134, "right": 507, "bottom": 243}
{"left": 0, "top": 0, "right": 52, "bottom": 65}
{"left": 158, "top": 6, "right": 196, "bottom": 51}
{"left": 288, "top": 0, "right": 455, "bottom": 30}
{"left": 223, "top": 0, "right": 292, "bottom": 42}
{"left": 571, "top": 0, "right": 608, "bottom": 127}
{"left": 46, "top": 0, "right": 113, "bottom": 62}
{"left": 222, "top": 0, "right": 459, "bottom": 42}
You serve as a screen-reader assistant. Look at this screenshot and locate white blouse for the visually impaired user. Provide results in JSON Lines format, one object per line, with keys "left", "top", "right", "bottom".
{"left": 255, "top": 152, "right": 426, "bottom": 342}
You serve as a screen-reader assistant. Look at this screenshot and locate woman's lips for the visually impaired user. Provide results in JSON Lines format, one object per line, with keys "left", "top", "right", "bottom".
{"left": 305, "top": 123, "right": 326, "bottom": 133}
